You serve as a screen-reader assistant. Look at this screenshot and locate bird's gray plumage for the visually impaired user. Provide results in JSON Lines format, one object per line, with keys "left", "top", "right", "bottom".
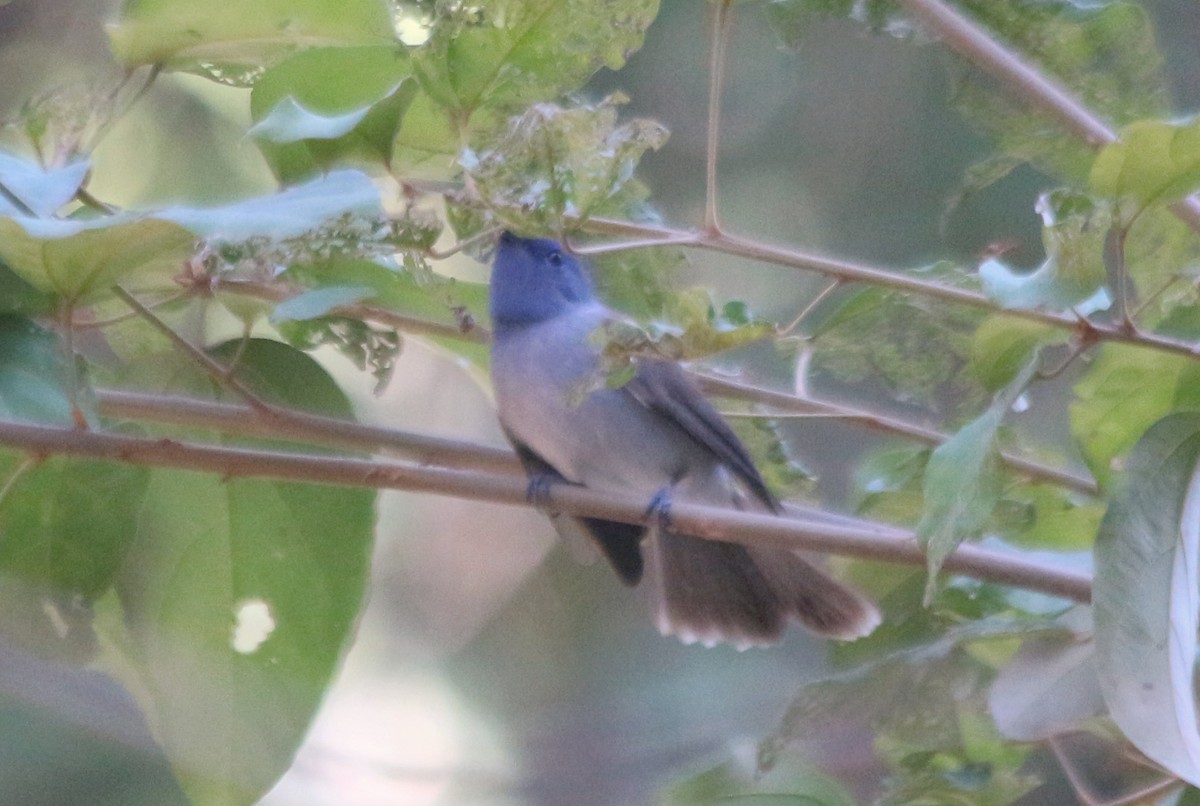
{"left": 489, "top": 232, "right": 879, "bottom": 647}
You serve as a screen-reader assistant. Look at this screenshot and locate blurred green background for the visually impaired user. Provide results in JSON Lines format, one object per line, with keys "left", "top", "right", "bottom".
{"left": 1, "top": 0, "right": 1199, "bottom": 804}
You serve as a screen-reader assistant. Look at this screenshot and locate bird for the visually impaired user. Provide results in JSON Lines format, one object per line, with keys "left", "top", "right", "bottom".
{"left": 488, "top": 231, "right": 880, "bottom": 648}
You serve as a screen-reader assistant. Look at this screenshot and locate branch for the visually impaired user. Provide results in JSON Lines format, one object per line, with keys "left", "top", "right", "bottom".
{"left": 211, "top": 274, "right": 1102, "bottom": 496}
{"left": 0, "top": 418, "right": 1092, "bottom": 603}
{"left": 95, "top": 388, "right": 518, "bottom": 473}
{"left": 695, "top": 374, "right": 1099, "bottom": 495}
{"left": 895, "top": 0, "right": 1200, "bottom": 234}
{"left": 580, "top": 216, "right": 1200, "bottom": 360}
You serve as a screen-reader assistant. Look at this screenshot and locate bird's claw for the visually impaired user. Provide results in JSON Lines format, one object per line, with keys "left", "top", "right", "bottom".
{"left": 645, "top": 488, "right": 674, "bottom": 531}
{"left": 526, "top": 474, "right": 557, "bottom": 512}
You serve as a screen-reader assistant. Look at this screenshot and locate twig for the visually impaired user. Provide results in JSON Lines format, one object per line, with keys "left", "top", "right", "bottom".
{"left": 704, "top": 0, "right": 734, "bottom": 234}
{"left": 778, "top": 278, "right": 843, "bottom": 338}
{"left": 112, "top": 285, "right": 274, "bottom": 414}
{"left": 895, "top": 0, "right": 1200, "bottom": 235}
{"left": 579, "top": 216, "right": 1200, "bottom": 360}
{"left": 694, "top": 372, "right": 1099, "bottom": 495}
{"left": 0, "top": 417, "right": 1093, "bottom": 603}
{"left": 95, "top": 389, "right": 520, "bottom": 473}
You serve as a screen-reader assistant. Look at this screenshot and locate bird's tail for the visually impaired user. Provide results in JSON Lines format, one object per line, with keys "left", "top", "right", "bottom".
{"left": 644, "top": 530, "right": 880, "bottom": 649}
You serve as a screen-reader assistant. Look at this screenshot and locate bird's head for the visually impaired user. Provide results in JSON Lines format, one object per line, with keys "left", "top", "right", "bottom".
{"left": 489, "top": 232, "right": 594, "bottom": 331}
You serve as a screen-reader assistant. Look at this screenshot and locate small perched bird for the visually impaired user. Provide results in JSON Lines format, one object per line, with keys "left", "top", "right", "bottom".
{"left": 489, "top": 232, "right": 879, "bottom": 648}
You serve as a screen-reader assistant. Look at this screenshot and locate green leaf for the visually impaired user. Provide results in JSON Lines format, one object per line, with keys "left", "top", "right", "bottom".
{"left": 811, "top": 264, "right": 988, "bottom": 420}
{"left": 268, "top": 285, "right": 375, "bottom": 324}
{"left": 0, "top": 215, "right": 195, "bottom": 302}
{"left": 0, "top": 263, "right": 55, "bottom": 316}
{"left": 1070, "top": 344, "right": 1200, "bottom": 487}
{"left": 1090, "top": 118, "right": 1200, "bottom": 219}
{"left": 0, "top": 153, "right": 88, "bottom": 217}
{"left": 108, "top": 0, "right": 397, "bottom": 77}
{"left": 979, "top": 190, "right": 1112, "bottom": 313}
{"left": 111, "top": 339, "right": 375, "bottom": 803}
{"left": 968, "top": 316, "right": 1061, "bottom": 393}
{"left": 993, "top": 486, "right": 1102, "bottom": 552}
{"left": 159, "top": 169, "right": 382, "bottom": 241}
{"left": 414, "top": 0, "right": 660, "bottom": 112}
{"left": 464, "top": 98, "right": 668, "bottom": 231}
{"left": 917, "top": 355, "right": 1040, "bottom": 601}
{"left": 0, "top": 457, "right": 148, "bottom": 599}
{"left": 0, "top": 316, "right": 79, "bottom": 426}
{"left": 951, "top": 0, "right": 1165, "bottom": 191}
{"left": 1093, "top": 412, "right": 1200, "bottom": 787}
{"left": 249, "top": 46, "right": 417, "bottom": 182}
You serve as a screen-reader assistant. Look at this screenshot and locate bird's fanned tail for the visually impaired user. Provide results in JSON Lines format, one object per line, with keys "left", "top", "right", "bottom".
{"left": 645, "top": 530, "right": 881, "bottom": 648}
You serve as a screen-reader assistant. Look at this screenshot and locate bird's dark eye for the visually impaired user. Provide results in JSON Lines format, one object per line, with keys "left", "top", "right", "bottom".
{"left": 547, "top": 251, "right": 564, "bottom": 267}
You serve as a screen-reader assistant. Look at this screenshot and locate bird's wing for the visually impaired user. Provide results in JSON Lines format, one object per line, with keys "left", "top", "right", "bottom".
{"left": 503, "top": 426, "right": 645, "bottom": 585}
{"left": 624, "top": 359, "right": 779, "bottom": 512}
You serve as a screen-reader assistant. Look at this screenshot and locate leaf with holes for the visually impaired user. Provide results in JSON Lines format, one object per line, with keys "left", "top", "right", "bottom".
{"left": 107, "top": 340, "right": 375, "bottom": 803}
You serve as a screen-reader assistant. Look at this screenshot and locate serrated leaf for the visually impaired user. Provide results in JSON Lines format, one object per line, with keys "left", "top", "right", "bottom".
{"left": 1070, "top": 344, "right": 1199, "bottom": 487}
{"left": 1094, "top": 412, "right": 1200, "bottom": 787}
{"left": 980, "top": 190, "right": 1112, "bottom": 312}
{"left": 268, "top": 285, "right": 374, "bottom": 324}
{"left": 249, "top": 45, "right": 417, "bottom": 182}
{"left": 0, "top": 153, "right": 88, "bottom": 217}
{"left": 917, "top": 356, "right": 1040, "bottom": 601}
{"left": 0, "top": 215, "right": 195, "bottom": 302}
{"left": 414, "top": 0, "right": 660, "bottom": 112}
{"left": 158, "top": 169, "right": 382, "bottom": 241}
{"left": 111, "top": 339, "right": 375, "bottom": 803}
{"left": 465, "top": 99, "right": 668, "bottom": 231}
{"left": 107, "top": 0, "right": 397, "bottom": 76}
{"left": 1091, "top": 118, "right": 1200, "bottom": 218}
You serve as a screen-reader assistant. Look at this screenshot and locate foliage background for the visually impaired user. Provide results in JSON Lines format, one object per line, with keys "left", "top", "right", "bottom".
{"left": 2, "top": 0, "right": 1200, "bottom": 804}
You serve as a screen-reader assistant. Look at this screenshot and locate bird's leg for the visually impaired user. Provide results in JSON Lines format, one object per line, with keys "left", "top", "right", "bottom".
{"left": 645, "top": 487, "right": 674, "bottom": 531}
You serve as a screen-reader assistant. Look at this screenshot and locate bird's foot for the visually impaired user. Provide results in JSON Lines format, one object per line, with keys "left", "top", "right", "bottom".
{"left": 645, "top": 487, "right": 674, "bottom": 531}
{"left": 526, "top": 473, "right": 558, "bottom": 513}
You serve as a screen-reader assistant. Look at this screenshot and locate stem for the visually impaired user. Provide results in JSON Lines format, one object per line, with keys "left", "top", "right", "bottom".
{"left": 114, "top": 285, "right": 274, "bottom": 414}
{"left": 95, "top": 389, "right": 520, "bottom": 473}
{"left": 704, "top": 0, "right": 734, "bottom": 234}
{"left": 895, "top": 0, "right": 1200, "bottom": 235}
{"left": 693, "top": 373, "right": 1099, "bottom": 495}
{"left": 778, "top": 279, "right": 843, "bottom": 338}
{"left": 580, "top": 216, "right": 1200, "bottom": 360}
{"left": 0, "top": 417, "right": 1093, "bottom": 603}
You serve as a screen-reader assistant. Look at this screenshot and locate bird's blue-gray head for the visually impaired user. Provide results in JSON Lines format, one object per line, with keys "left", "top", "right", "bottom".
{"left": 490, "top": 232, "right": 594, "bottom": 332}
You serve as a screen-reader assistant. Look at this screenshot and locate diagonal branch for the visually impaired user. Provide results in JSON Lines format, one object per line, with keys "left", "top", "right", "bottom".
{"left": 895, "top": 0, "right": 1200, "bottom": 234}
{"left": 0, "top": 417, "right": 1092, "bottom": 603}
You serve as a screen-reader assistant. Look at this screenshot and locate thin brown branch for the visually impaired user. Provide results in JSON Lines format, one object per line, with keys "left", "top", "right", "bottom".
{"left": 216, "top": 260, "right": 1100, "bottom": 495}
{"left": 895, "top": 0, "right": 1200, "bottom": 235}
{"left": 693, "top": 372, "right": 1099, "bottom": 496}
{"left": 113, "top": 285, "right": 273, "bottom": 414}
{"left": 95, "top": 389, "right": 519, "bottom": 473}
{"left": 579, "top": 216, "right": 1200, "bottom": 360}
{"left": 97, "top": 387, "right": 911, "bottom": 538}
{"left": 704, "top": 0, "right": 734, "bottom": 234}
{"left": 0, "top": 417, "right": 1092, "bottom": 603}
